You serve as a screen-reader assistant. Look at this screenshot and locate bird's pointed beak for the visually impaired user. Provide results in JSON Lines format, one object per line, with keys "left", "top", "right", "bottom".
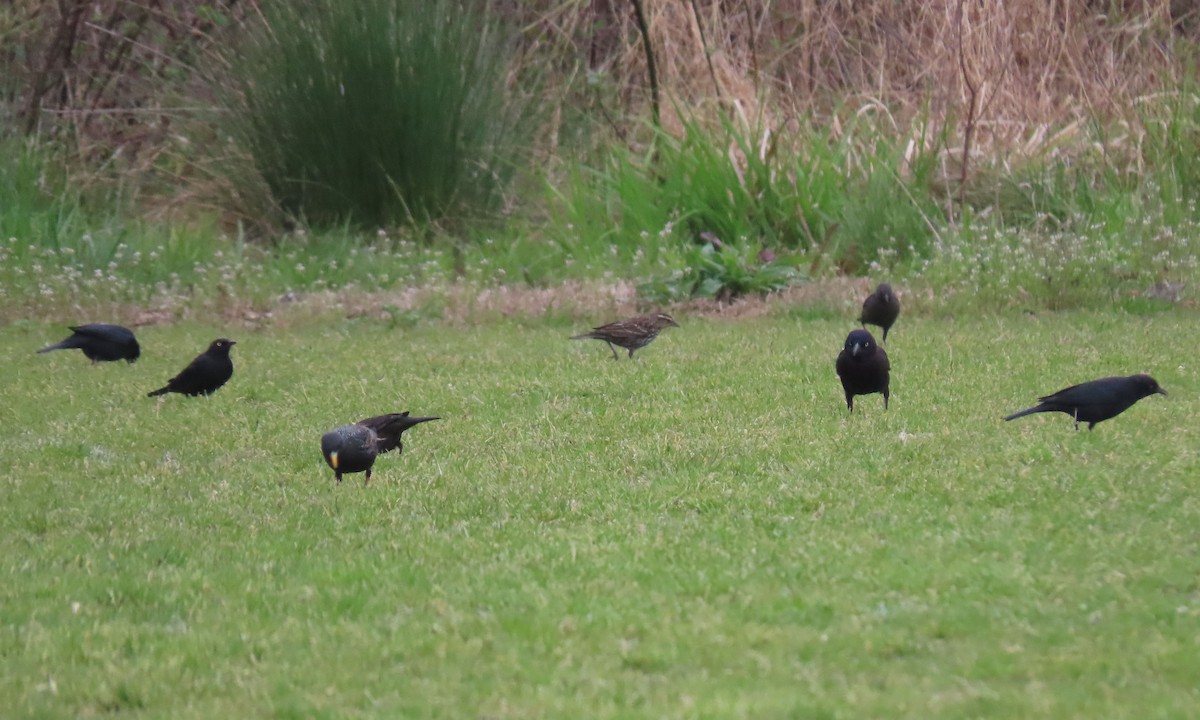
{"left": 1158, "top": 387, "right": 1168, "bottom": 396}
{"left": 851, "top": 343, "right": 861, "bottom": 357}
{"left": 330, "top": 451, "right": 339, "bottom": 469}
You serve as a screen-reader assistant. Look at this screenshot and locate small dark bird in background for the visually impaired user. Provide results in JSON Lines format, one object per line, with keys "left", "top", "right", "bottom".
{"left": 321, "top": 411, "right": 440, "bottom": 484}
{"left": 1003, "top": 374, "right": 1167, "bottom": 430}
{"left": 836, "top": 328, "right": 890, "bottom": 412}
{"left": 37, "top": 324, "right": 140, "bottom": 363}
{"left": 147, "top": 338, "right": 236, "bottom": 397}
{"left": 859, "top": 283, "right": 901, "bottom": 342}
{"left": 571, "top": 312, "right": 680, "bottom": 360}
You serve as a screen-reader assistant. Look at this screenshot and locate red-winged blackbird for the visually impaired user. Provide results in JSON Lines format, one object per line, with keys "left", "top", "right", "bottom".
{"left": 859, "top": 283, "right": 900, "bottom": 342}
{"left": 38, "top": 324, "right": 140, "bottom": 363}
{"left": 147, "top": 338, "right": 235, "bottom": 397}
{"left": 1004, "top": 374, "right": 1166, "bottom": 430}
{"left": 836, "top": 329, "right": 890, "bottom": 412}
{"left": 321, "top": 411, "right": 439, "bottom": 485}
{"left": 570, "top": 312, "right": 680, "bottom": 360}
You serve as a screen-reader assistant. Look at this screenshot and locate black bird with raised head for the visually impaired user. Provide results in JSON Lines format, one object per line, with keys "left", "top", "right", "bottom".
{"left": 859, "top": 283, "right": 900, "bottom": 342}
{"left": 321, "top": 411, "right": 440, "bottom": 484}
{"left": 38, "top": 324, "right": 140, "bottom": 363}
{"left": 571, "top": 312, "right": 680, "bottom": 360}
{"left": 836, "top": 329, "right": 890, "bottom": 413}
{"left": 147, "top": 338, "right": 236, "bottom": 397}
{"left": 1003, "top": 374, "right": 1166, "bottom": 430}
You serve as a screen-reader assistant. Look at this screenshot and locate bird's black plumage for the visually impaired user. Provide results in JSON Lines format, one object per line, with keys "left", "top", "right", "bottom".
{"left": 571, "top": 312, "right": 680, "bottom": 360}
{"left": 38, "top": 323, "right": 140, "bottom": 363}
{"left": 835, "top": 329, "right": 890, "bottom": 412}
{"left": 147, "top": 338, "right": 236, "bottom": 397}
{"left": 1003, "top": 374, "right": 1166, "bottom": 430}
{"left": 321, "top": 411, "right": 439, "bottom": 484}
{"left": 859, "top": 283, "right": 900, "bottom": 343}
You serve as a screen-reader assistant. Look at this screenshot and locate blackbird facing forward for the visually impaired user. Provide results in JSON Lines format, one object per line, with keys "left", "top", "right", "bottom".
{"left": 859, "top": 283, "right": 900, "bottom": 342}
{"left": 38, "top": 324, "right": 140, "bottom": 363}
{"left": 321, "top": 412, "right": 440, "bottom": 484}
{"left": 836, "top": 329, "right": 890, "bottom": 412}
{"left": 571, "top": 312, "right": 679, "bottom": 360}
{"left": 1003, "top": 374, "right": 1167, "bottom": 430}
{"left": 147, "top": 338, "right": 236, "bottom": 397}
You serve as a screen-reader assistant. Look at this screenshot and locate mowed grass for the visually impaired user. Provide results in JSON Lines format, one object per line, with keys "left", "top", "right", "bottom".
{"left": 1, "top": 312, "right": 1198, "bottom": 719}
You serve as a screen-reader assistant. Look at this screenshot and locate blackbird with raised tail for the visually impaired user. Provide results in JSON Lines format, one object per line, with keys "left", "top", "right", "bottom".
{"left": 147, "top": 339, "right": 235, "bottom": 397}
{"left": 38, "top": 324, "right": 140, "bottom": 363}
{"left": 859, "top": 283, "right": 900, "bottom": 342}
{"left": 1003, "top": 374, "right": 1166, "bottom": 430}
{"left": 571, "top": 312, "right": 679, "bottom": 360}
{"left": 321, "top": 411, "right": 440, "bottom": 484}
{"left": 836, "top": 329, "right": 890, "bottom": 412}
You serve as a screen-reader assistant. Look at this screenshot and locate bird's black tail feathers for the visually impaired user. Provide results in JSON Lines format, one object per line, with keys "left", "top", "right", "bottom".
{"left": 147, "top": 386, "right": 169, "bottom": 397}
{"left": 1002, "top": 405, "right": 1047, "bottom": 422}
{"left": 36, "top": 340, "right": 72, "bottom": 354}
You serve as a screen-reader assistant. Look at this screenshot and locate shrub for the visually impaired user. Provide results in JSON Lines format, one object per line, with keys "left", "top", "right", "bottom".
{"left": 223, "top": 0, "right": 527, "bottom": 229}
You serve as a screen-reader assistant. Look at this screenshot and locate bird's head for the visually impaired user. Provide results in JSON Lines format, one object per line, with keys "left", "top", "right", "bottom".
{"left": 877, "top": 283, "right": 895, "bottom": 301}
{"left": 208, "top": 338, "right": 236, "bottom": 355}
{"left": 1132, "top": 374, "right": 1167, "bottom": 398}
{"left": 845, "top": 329, "right": 877, "bottom": 358}
{"left": 127, "top": 342, "right": 141, "bottom": 363}
{"left": 653, "top": 313, "right": 680, "bottom": 330}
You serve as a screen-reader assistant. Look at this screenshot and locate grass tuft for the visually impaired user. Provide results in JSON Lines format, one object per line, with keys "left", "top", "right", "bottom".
{"left": 222, "top": 0, "right": 528, "bottom": 229}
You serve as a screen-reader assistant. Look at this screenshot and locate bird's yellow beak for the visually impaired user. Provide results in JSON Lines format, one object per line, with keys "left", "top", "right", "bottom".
{"left": 330, "top": 451, "right": 339, "bottom": 469}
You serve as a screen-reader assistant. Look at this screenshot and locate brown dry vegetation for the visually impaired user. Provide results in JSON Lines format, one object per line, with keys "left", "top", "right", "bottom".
{"left": 4, "top": 1, "right": 1192, "bottom": 181}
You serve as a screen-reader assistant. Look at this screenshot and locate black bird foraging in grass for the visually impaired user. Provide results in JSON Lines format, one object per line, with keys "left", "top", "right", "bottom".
{"left": 38, "top": 324, "right": 140, "bottom": 363}
{"left": 859, "top": 283, "right": 900, "bottom": 343}
{"left": 147, "top": 338, "right": 235, "bottom": 397}
{"left": 1003, "top": 374, "right": 1167, "bottom": 430}
{"left": 571, "top": 312, "right": 679, "bottom": 360}
{"left": 321, "top": 412, "right": 440, "bottom": 485}
{"left": 836, "top": 329, "right": 890, "bottom": 413}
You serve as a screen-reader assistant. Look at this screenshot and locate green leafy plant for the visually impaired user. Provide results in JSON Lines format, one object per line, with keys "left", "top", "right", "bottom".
{"left": 639, "top": 241, "right": 804, "bottom": 303}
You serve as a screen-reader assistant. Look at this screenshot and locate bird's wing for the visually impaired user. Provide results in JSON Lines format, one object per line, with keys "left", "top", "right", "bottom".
{"left": 167, "top": 354, "right": 210, "bottom": 385}
{"left": 70, "top": 324, "right": 127, "bottom": 342}
{"left": 1039, "top": 379, "right": 1119, "bottom": 407}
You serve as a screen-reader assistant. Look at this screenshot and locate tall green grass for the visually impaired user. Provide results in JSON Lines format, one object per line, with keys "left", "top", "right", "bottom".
{"left": 4, "top": 86, "right": 1200, "bottom": 318}
{"left": 549, "top": 113, "right": 945, "bottom": 273}
{"left": 224, "top": 0, "right": 529, "bottom": 229}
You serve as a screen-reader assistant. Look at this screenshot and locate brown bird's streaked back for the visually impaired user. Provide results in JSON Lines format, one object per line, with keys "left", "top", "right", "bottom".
{"left": 570, "top": 312, "right": 680, "bottom": 360}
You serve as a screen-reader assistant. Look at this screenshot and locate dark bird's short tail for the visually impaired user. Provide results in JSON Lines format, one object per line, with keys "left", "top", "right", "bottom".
{"left": 147, "top": 386, "right": 169, "bottom": 397}
{"left": 1003, "top": 405, "right": 1046, "bottom": 422}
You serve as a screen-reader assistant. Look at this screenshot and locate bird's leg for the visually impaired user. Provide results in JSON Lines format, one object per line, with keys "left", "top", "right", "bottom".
{"left": 846, "top": 395, "right": 854, "bottom": 413}
{"left": 364, "top": 469, "right": 371, "bottom": 487}
{"left": 335, "top": 472, "right": 342, "bottom": 484}
{"left": 1073, "top": 408, "right": 1080, "bottom": 431}
{"left": 884, "top": 391, "right": 890, "bottom": 410}
{"left": 606, "top": 342, "right": 619, "bottom": 360}
{"left": 627, "top": 347, "right": 635, "bottom": 359}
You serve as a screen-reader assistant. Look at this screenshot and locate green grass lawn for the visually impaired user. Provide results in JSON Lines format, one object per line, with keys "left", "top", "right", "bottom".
{"left": 1, "top": 312, "right": 1197, "bottom": 718}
